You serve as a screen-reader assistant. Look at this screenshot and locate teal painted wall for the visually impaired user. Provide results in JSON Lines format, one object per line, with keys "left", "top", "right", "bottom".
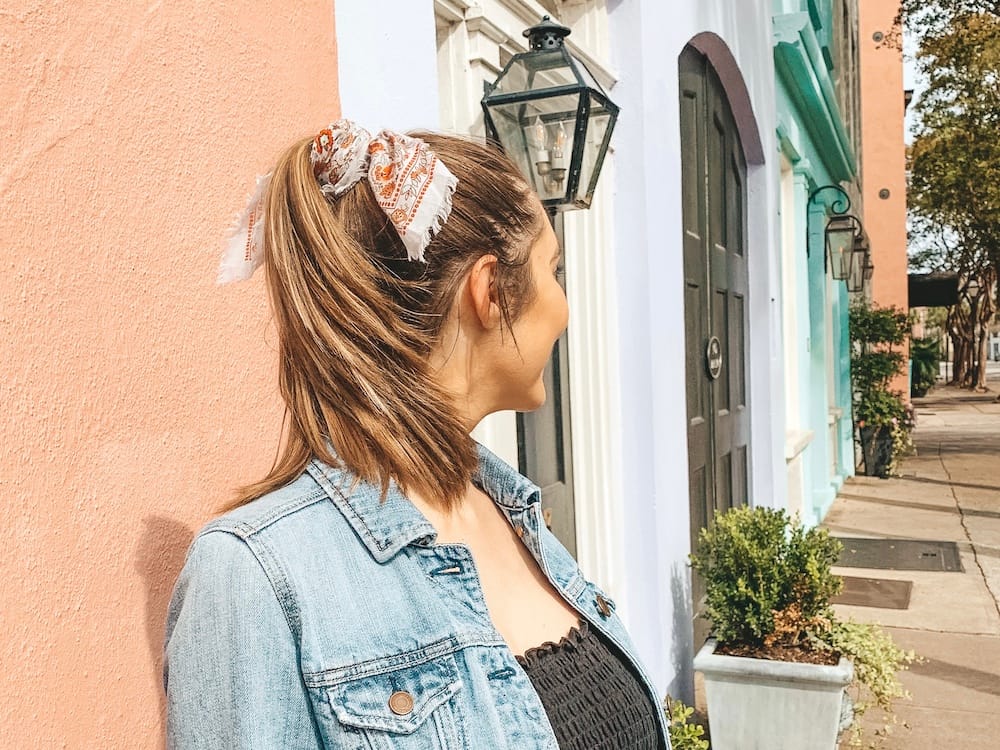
{"left": 774, "top": 5, "right": 858, "bottom": 527}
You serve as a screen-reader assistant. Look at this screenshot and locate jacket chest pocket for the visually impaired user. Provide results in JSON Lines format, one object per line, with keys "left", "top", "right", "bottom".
{"left": 326, "top": 656, "right": 463, "bottom": 750}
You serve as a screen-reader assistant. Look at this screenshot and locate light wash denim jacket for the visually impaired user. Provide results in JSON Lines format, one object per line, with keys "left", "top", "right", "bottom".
{"left": 164, "top": 444, "right": 671, "bottom": 749}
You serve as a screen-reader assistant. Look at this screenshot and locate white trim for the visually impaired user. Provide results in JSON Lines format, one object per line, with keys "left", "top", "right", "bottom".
{"left": 784, "top": 429, "right": 815, "bottom": 461}
{"left": 562, "top": 160, "right": 627, "bottom": 602}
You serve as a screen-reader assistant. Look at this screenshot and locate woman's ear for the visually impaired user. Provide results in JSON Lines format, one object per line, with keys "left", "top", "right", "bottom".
{"left": 466, "top": 254, "right": 501, "bottom": 329}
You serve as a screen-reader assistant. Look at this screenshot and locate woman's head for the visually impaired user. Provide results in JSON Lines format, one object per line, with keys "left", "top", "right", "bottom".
{"left": 231, "top": 122, "right": 563, "bottom": 508}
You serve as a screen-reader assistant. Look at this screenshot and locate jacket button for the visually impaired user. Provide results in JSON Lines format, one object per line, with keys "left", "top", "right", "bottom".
{"left": 388, "top": 690, "right": 414, "bottom": 715}
{"left": 516, "top": 526, "right": 524, "bottom": 539}
{"left": 596, "top": 594, "right": 612, "bottom": 618}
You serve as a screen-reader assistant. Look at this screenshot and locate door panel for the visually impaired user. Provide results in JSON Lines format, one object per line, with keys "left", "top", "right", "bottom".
{"left": 679, "top": 46, "right": 751, "bottom": 640}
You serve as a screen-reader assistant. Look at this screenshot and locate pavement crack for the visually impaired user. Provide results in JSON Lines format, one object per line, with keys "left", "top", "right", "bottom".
{"left": 936, "top": 441, "right": 1000, "bottom": 621}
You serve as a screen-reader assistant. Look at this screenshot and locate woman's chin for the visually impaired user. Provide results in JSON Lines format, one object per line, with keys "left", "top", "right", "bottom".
{"left": 517, "top": 384, "right": 547, "bottom": 412}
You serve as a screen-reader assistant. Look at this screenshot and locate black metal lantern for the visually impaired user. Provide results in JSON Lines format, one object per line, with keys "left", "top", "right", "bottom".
{"left": 808, "top": 185, "right": 867, "bottom": 284}
{"left": 481, "top": 16, "right": 619, "bottom": 211}
{"left": 846, "top": 234, "right": 870, "bottom": 293}
{"left": 825, "top": 214, "right": 863, "bottom": 281}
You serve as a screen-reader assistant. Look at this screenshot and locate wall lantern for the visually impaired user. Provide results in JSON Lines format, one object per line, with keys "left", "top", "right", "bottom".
{"left": 481, "top": 16, "right": 619, "bottom": 211}
{"left": 846, "top": 234, "right": 871, "bottom": 294}
{"left": 808, "top": 184, "right": 868, "bottom": 285}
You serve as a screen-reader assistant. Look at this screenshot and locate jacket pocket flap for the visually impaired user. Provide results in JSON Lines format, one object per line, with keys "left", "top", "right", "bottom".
{"left": 327, "top": 657, "right": 461, "bottom": 734}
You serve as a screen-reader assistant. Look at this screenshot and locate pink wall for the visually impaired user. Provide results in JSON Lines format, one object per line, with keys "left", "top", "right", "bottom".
{"left": 1, "top": 3, "right": 338, "bottom": 746}
{"left": 859, "top": 0, "right": 910, "bottom": 391}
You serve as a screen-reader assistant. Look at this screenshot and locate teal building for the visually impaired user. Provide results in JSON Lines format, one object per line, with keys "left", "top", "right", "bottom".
{"left": 772, "top": 1, "right": 861, "bottom": 527}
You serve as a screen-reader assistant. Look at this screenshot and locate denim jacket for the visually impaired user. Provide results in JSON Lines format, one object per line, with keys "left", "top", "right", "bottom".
{"left": 164, "top": 444, "right": 671, "bottom": 749}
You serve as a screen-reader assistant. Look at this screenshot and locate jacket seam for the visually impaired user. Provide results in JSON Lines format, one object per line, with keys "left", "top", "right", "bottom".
{"left": 200, "top": 487, "right": 329, "bottom": 539}
{"left": 242, "top": 531, "right": 304, "bottom": 645}
{"left": 302, "top": 634, "right": 507, "bottom": 687}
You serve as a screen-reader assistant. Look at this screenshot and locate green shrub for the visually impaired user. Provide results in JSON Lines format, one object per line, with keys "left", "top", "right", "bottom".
{"left": 689, "top": 507, "right": 842, "bottom": 647}
{"left": 910, "top": 336, "right": 939, "bottom": 397}
{"left": 664, "top": 697, "right": 710, "bottom": 750}
{"left": 691, "top": 507, "right": 917, "bottom": 748}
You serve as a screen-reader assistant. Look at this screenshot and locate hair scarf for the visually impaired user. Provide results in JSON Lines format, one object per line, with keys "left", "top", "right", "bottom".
{"left": 217, "top": 119, "right": 458, "bottom": 284}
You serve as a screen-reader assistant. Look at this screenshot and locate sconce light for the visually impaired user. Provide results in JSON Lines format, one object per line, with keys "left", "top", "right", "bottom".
{"left": 481, "top": 16, "right": 619, "bottom": 211}
{"left": 808, "top": 184, "right": 868, "bottom": 287}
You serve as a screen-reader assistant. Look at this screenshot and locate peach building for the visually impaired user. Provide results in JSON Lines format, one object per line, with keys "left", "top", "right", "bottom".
{"left": 1, "top": 2, "right": 338, "bottom": 746}
{"left": 859, "top": 0, "right": 910, "bottom": 392}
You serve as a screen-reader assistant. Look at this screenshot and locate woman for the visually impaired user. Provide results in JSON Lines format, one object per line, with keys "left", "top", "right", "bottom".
{"left": 165, "top": 120, "right": 671, "bottom": 749}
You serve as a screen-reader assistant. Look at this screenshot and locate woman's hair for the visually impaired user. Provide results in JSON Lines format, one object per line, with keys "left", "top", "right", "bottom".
{"left": 230, "top": 132, "right": 542, "bottom": 509}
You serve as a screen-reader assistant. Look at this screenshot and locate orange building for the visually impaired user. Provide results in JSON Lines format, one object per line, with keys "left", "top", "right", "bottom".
{"left": 858, "top": 0, "right": 910, "bottom": 392}
{"left": 0, "top": 3, "right": 338, "bottom": 746}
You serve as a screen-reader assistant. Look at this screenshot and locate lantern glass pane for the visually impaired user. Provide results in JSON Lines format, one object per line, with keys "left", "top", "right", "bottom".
{"left": 847, "top": 252, "right": 865, "bottom": 292}
{"left": 826, "top": 225, "right": 854, "bottom": 280}
{"left": 486, "top": 93, "right": 581, "bottom": 203}
{"left": 574, "top": 94, "right": 615, "bottom": 207}
{"left": 573, "top": 57, "right": 603, "bottom": 93}
{"left": 491, "top": 50, "right": 578, "bottom": 95}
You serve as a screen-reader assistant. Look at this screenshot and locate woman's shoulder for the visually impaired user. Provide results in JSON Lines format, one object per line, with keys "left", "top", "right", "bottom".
{"left": 188, "top": 461, "right": 364, "bottom": 571}
{"left": 203, "top": 466, "right": 332, "bottom": 538}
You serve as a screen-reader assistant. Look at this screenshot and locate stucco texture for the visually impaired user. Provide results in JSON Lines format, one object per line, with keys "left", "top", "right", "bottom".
{"left": 0, "top": 2, "right": 338, "bottom": 746}
{"left": 859, "top": 0, "right": 909, "bottom": 391}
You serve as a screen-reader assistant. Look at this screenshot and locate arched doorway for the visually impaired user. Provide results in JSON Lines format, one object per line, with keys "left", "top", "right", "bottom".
{"left": 679, "top": 39, "right": 758, "bottom": 641}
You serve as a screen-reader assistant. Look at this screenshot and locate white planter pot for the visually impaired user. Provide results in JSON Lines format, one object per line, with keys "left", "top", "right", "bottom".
{"left": 693, "top": 638, "right": 853, "bottom": 750}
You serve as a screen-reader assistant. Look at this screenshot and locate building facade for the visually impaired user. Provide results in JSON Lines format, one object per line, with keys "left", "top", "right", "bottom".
{"left": 859, "top": 0, "right": 910, "bottom": 394}
{"left": 773, "top": 0, "right": 861, "bottom": 528}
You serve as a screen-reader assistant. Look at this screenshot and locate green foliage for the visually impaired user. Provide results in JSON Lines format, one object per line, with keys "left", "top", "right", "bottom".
{"left": 689, "top": 507, "right": 842, "bottom": 647}
{"left": 910, "top": 336, "right": 940, "bottom": 397}
{"left": 855, "top": 389, "right": 907, "bottom": 429}
{"left": 902, "top": 3, "right": 1000, "bottom": 283}
{"left": 664, "top": 696, "right": 710, "bottom": 750}
{"left": 852, "top": 351, "right": 907, "bottom": 395}
{"left": 818, "top": 620, "right": 917, "bottom": 748}
{"left": 849, "top": 303, "right": 908, "bottom": 348}
{"left": 849, "top": 301, "right": 914, "bottom": 471}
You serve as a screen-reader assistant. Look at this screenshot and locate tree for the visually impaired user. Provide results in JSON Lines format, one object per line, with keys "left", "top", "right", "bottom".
{"left": 900, "top": 1, "right": 1000, "bottom": 389}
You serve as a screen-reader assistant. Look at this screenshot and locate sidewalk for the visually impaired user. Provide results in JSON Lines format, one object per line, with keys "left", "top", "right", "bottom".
{"left": 824, "top": 384, "right": 1000, "bottom": 749}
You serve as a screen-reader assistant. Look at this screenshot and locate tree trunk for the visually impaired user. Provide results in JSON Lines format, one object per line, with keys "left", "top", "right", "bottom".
{"left": 953, "top": 333, "right": 970, "bottom": 385}
{"left": 975, "top": 326, "right": 989, "bottom": 389}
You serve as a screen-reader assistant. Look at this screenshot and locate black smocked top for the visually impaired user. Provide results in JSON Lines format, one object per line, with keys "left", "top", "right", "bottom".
{"left": 515, "top": 619, "right": 662, "bottom": 750}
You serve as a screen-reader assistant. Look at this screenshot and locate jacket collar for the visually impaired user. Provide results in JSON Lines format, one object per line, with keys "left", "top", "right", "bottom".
{"left": 306, "top": 442, "right": 541, "bottom": 564}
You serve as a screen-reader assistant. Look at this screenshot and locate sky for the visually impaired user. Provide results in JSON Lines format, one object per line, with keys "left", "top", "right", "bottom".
{"left": 903, "top": 27, "right": 924, "bottom": 144}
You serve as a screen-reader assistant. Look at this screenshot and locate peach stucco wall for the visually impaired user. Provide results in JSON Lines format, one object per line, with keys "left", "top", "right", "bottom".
{"left": 1, "top": 3, "right": 338, "bottom": 746}
{"left": 859, "top": 0, "right": 910, "bottom": 391}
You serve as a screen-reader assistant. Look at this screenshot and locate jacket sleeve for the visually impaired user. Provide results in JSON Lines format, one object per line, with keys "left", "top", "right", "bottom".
{"left": 163, "top": 529, "right": 324, "bottom": 749}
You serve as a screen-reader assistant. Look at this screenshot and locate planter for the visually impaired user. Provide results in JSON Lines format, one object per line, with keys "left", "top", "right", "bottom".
{"left": 859, "top": 424, "right": 893, "bottom": 478}
{"left": 694, "top": 639, "right": 853, "bottom": 750}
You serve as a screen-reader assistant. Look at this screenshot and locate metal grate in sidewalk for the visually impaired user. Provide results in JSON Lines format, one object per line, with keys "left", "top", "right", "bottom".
{"left": 833, "top": 576, "right": 913, "bottom": 609}
{"left": 833, "top": 537, "right": 964, "bottom": 572}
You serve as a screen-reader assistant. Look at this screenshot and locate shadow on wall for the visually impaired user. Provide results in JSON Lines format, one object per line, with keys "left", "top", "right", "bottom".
{"left": 667, "top": 561, "right": 695, "bottom": 703}
{"left": 136, "top": 515, "right": 194, "bottom": 744}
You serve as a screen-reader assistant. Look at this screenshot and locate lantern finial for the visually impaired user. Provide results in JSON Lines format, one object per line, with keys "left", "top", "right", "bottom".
{"left": 524, "top": 16, "right": 571, "bottom": 51}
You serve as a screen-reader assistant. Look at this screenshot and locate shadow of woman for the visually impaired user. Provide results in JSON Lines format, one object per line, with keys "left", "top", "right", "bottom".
{"left": 136, "top": 515, "right": 194, "bottom": 748}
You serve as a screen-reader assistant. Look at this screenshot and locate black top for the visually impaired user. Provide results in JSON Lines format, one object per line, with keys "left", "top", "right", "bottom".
{"left": 515, "top": 619, "right": 661, "bottom": 750}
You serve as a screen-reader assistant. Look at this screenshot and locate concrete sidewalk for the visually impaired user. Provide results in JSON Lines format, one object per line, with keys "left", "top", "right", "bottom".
{"left": 825, "top": 385, "right": 1000, "bottom": 749}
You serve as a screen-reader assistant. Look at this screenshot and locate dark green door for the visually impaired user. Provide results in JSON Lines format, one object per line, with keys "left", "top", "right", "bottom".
{"left": 679, "top": 47, "right": 750, "bottom": 638}
{"left": 518, "top": 213, "right": 576, "bottom": 556}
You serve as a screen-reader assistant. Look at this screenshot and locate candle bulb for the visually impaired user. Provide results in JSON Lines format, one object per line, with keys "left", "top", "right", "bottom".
{"left": 530, "top": 116, "right": 551, "bottom": 176}
{"left": 550, "top": 122, "right": 567, "bottom": 181}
